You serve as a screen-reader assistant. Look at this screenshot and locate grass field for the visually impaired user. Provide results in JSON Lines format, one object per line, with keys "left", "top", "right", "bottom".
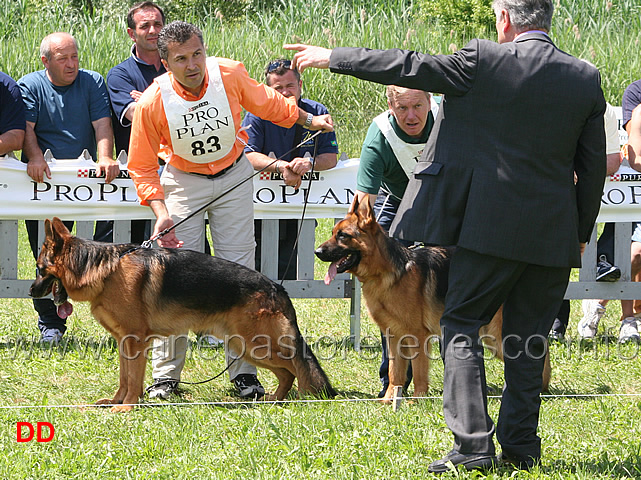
{"left": 2, "top": 220, "right": 641, "bottom": 479}
{"left": 2, "top": 0, "right": 641, "bottom": 478}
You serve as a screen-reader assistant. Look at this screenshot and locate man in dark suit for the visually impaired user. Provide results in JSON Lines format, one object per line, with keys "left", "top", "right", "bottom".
{"left": 286, "top": 0, "right": 606, "bottom": 472}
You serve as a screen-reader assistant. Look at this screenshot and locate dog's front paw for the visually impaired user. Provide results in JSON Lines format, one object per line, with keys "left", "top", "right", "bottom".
{"left": 109, "top": 404, "right": 134, "bottom": 413}
{"left": 95, "top": 398, "right": 116, "bottom": 406}
{"left": 261, "top": 393, "right": 280, "bottom": 401}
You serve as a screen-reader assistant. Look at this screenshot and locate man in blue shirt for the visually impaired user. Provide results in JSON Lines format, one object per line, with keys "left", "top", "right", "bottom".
{"left": 19, "top": 32, "right": 119, "bottom": 343}
{"left": 107, "top": 1, "right": 166, "bottom": 244}
{"left": 0, "top": 71, "right": 25, "bottom": 156}
{"left": 242, "top": 58, "right": 338, "bottom": 279}
{"left": 107, "top": 1, "right": 166, "bottom": 156}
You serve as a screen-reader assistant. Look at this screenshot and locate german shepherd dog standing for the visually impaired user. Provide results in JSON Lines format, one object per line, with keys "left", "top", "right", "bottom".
{"left": 316, "top": 198, "right": 550, "bottom": 402}
{"left": 30, "top": 218, "right": 335, "bottom": 412}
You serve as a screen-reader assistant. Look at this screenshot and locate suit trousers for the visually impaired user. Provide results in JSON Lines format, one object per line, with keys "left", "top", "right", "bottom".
{"left": 441, "top": 247, "right": 569, "bottom": 460}
{"left": 151, "top": 156, "right": 258, "bottom": 382}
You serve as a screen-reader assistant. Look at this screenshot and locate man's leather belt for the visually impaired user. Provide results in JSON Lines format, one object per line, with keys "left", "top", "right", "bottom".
{"left": 185, "top": 154, "right": 242, "bottom": 179}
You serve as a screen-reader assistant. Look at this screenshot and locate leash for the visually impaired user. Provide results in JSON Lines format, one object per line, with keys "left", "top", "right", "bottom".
{"left": 139, "top": 129, "right": 324, "bottom": 250}
{"left": 138, "top": 129, "right": 324, "bottom": 391}
{"left": 144, "top": 356, "right": 238, "bottom": 395}
{"left": 278, "top": 134, "right": 319, "bottom": 286}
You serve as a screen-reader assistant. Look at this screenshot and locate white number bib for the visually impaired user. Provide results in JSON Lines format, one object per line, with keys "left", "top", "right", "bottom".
{"left": 157, "top": 57, "right": 236, "bottom": 164}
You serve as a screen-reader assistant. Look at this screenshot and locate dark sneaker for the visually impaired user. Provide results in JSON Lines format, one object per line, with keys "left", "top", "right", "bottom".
{"left": 548, "top": 318, "right": 565, "bottom": 341}
{"left": 596, "top": 255, "right": 621, "bottom": 282}
{"left": 428, "top": 449, "right": 497, "bottom": 473}
{"left": 233, "top": 374, "right": 265, "bottom": 399}
{"left": 548, "top": 329, "right": 564, "bottom": 342}
{"left": 147, "top": 380, "right": 179, "bottom": 399}
{"left": 498, "top": 451, "right": 539, "bottom": 471}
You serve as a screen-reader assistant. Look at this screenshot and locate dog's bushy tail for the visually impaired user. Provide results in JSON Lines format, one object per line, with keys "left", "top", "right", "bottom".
{"left": 294, "top": 334, "right": 337, "bottom": 398}
{"left": 279, "top": 296, "right": 336, "bottom": 398}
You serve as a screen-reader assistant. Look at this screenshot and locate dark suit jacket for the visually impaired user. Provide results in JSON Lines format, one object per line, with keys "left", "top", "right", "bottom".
{"left": 330, "top": 34, "right": 606, "bottom": 268}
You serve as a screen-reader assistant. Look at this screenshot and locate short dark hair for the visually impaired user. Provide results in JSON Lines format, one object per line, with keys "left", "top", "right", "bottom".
{"left": 157, "top": 21, "right": 204, "bottom": 61}
{"left": 264, "top": 58, "right": 300, "bottom": 85}
{"left": 127, "top": 1, "right": 165, "bottom": 30}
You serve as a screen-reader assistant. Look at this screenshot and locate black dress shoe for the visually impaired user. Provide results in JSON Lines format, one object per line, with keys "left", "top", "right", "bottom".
{"left": 428, "top": 449, "right": 497, "bottom": 474}
{"left": 498, "top": 451, "right": 539, "bottom": 470}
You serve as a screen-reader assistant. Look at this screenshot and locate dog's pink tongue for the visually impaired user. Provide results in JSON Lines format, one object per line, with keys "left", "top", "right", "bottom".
{"left": 324, "top": 262, "right": 338, "bottom": 285}
{"left": 57, "top": 302, "right": 73, "bottom": 320}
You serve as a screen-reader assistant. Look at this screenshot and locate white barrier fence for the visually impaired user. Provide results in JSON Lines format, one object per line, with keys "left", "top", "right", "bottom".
{"left": 2, "top": 136, "right": 641, "bottom": 349}
{"left": 0, "top": 152, "right": 363, "bottom": 346}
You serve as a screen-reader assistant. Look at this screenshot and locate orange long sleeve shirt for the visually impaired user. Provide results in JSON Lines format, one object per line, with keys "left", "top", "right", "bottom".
{"left": 128, "top": 57, "right": 299, "bottom": 206}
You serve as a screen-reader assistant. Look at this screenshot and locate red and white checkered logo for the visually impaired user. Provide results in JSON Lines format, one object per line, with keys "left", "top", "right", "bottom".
{"left": 610, "top": 173, "right": 620, "bottom": 182}
{"left": 259, "top": 171, "right": 271, "bottom": 180}
{"left": 77, "top": 169, "right": 89, "bottom": 178}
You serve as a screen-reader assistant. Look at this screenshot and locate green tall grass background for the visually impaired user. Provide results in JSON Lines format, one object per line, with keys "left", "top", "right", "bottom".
{"left": 1, "top": 0, "right": 640, "bottom": 155}
{"left": 2, "top": 1, "right": 641, "bottom": 478}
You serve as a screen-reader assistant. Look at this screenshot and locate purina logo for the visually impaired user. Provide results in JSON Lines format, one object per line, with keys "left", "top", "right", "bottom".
{"left": 259, "top": 171, "right": 320, "bottom": 181}
{"left": 616, "top": 173, "right": 641, "bottom": 182}
{"left": 77, "top": 169, "right": 132, "bottom": 179}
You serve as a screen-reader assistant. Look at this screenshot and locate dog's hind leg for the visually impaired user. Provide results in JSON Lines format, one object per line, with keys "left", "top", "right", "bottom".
{"left": 263, "top": 367, "right": 295, "bottom": 401}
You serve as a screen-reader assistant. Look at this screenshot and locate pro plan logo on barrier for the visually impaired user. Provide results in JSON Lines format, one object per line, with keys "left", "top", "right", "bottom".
{"left": 16, "top": 422, "right": 55, "bottom": 443}
{"left": 77, "top": 169, "right": 132, "bottom": 179}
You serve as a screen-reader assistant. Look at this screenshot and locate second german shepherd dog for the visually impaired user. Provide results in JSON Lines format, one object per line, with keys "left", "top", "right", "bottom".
{"left": 30, "top": 218, "right": 335, "bottom": 411}
{"left": 315, "top": 198, "right": 550, "bottom": 402}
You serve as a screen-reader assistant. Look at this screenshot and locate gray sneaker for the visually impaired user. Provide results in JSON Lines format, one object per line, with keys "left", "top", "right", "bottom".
{"left": 147, "top": 380, "right": 179, "bottom": 399}
{"left": 618, "top": 317, "right": 640, "bottom": 343}
{"left": 577, "top": 300, "right": 606, "bottom": 339}
{"left": 40, "top": 328, "right": 63, "bottom": 343}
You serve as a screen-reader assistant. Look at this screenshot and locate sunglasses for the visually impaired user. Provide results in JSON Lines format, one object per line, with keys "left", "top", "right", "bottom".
{"left": 267, "top": 59, "right": 292, "bottom": 72}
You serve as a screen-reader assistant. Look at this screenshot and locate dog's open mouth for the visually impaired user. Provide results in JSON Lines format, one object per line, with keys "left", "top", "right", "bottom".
{"left": 324, "top": 253, "right": 360, "bottom": 285}
{"left": 52, "top": 279, "right": 73, "bottom": 320}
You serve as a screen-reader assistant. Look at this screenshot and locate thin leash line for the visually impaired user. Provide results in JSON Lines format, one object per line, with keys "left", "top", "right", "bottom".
{"left": 141, "top": 130, "right": 324, "bottom": 249}
{"left": 3, "top": 392, "right": 641, "bottom": 410}
{"left": 278, "top": 131, "right": 319, "bottom": 286}
{"left": 144, "top": 357, "right": 238, "bottom": 394}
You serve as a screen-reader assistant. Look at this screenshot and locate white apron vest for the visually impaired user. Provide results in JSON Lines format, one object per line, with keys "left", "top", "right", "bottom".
{"left": 157, "top": 57, "right": 236, "bottom": 164}
{"left": 372, "top": 97, "right": 439, "bottom": 178}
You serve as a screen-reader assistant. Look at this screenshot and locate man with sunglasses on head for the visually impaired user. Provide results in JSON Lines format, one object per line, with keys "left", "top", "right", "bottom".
{"left": 242, "top": 58, "right": 338, "bottom": 279}
{"left": 128, "top": 21, "right": 333, "bottom": 400}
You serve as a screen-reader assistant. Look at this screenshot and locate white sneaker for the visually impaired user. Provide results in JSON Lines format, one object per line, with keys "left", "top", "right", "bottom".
{"left": 577, "top": 300, "right": 606, "bottom": 338}
{"left": 618, "top": 317, "right": 640, "bottom": 343}
{"left": 199, "top": 335, "right": 224, "bottom": 346}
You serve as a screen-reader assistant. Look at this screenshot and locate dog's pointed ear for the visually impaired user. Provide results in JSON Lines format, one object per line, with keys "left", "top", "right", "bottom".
{"left": 49, "top": 217, "right": 71, "bottom": 243}
{"left": 355, "top": 196, "right": 376, "bottom": 228}
{"left": 44, "top": 218, "right": 53, "bottom": 240}
{"left": 348, "top": 195, "right": 360, "bottom": 214}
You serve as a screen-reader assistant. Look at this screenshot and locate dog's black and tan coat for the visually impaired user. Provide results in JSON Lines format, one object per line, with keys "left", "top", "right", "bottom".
{"left": 30, "top": 218, "right": 335, "bottom": 411}
{"left": 316, "top": 197, "right": 550, "bottom": 402}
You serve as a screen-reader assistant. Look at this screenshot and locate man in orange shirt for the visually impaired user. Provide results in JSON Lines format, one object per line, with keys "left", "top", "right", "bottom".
{"left": 128, "top": 21, "right": 333, "bottom": 400}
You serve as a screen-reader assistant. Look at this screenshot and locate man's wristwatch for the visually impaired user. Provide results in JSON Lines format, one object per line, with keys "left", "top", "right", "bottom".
{"left": 304, "top": 112, "right": 313, "bottom": 128}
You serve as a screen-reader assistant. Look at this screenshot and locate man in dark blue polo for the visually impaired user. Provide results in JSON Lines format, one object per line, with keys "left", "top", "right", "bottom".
{"left": 0, "top": 71, "right": 25, "bottom": 156}
{"left": 107, "top": 1, "right": 166, "bottom": 244}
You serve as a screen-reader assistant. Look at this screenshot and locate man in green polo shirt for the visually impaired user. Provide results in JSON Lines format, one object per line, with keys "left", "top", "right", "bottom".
{"left": 355, "top": 85, "right": 437, "bottom": 397}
